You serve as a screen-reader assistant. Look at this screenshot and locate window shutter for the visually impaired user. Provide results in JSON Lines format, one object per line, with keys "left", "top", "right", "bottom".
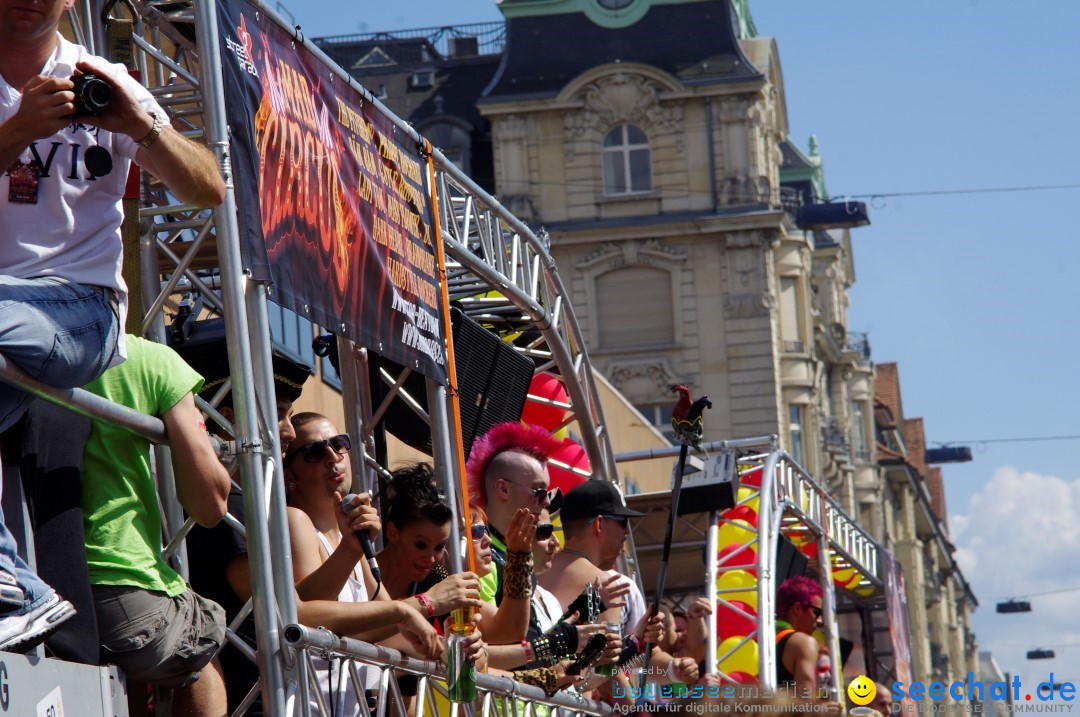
{"left": 597, "top": 267, "right": 674, "bottom": 348}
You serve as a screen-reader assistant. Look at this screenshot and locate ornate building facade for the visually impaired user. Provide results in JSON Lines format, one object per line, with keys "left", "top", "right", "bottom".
{"left": 318, "top": 0, "right": 977, "bottom": 686}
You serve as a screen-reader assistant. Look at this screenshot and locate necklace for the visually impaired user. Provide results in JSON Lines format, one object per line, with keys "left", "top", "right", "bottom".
{"left": 559, "top": 548, "right": 593, "bottom": 562}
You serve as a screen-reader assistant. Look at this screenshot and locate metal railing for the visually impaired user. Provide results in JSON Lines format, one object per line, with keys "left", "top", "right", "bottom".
{"left": 313, "top": 21, "right": 507, "bottom": 59}
{"left": 284, "top": 626, "right": 611, "bottom": 717}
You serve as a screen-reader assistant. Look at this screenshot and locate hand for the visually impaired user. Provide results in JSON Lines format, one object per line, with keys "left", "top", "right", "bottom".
{"left": 426, "top": 572, "right": 482, "bottom": 614}
{"left": 553, "top": 659, "right": 586, "bottom": 690}
{"left": 72, "top": 61, "right": 158, "bottom": 140}
{"left": 505, "top": 508, "right": 537, "bottom": 553}
{"left": 594, "top": 573, "right": 629, "bottom": 611}
{"left": 686, "top": 597, "right": 712, "bottom": 620}
{"left": 331, "top": 492, "right": 380, "bottom": 557}
{"left": 396, "top": 603, "right": 442, "bottom": 660}
{"left": 696, "top": 673, "right": 721, "bottom": 688}
{"left": 669, "top": 656, "right": 698, "bottom": 684}
{"left": 7, "top": 76, "right": 77, "bottom": 144}
{"left": 459, "top": 619, "right": 487, "bottom": 668}
{"left": 563, "top": 610, "right": 606, "bottom": 651}
{"left": 597, "top": 627, "right": 622, "bottom": 665}
{"left": 636, "top": 612, "right": 664, "bottom": 645}
{"left": 823, "top": 702, "right": 844, "bottom": 715}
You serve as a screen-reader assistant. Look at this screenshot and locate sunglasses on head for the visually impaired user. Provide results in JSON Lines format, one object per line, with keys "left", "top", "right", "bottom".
{"left": 535, "top": 523, "right": 555, "bottom": 541}
{"left": 470, "top": 523, "right": 488, "bottom": 540}
{"left": 284, "top": 434, "right": 351, "bottom": 465}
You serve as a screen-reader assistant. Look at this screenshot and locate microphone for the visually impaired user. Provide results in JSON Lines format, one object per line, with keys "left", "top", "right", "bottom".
{"left": 342, "top": 493, "right": 381, "bottom": 584}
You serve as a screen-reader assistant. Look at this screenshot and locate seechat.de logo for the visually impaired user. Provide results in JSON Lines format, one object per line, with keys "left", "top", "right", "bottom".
{"left": 892, "top": 673, "right": 1075, "bottom": 706}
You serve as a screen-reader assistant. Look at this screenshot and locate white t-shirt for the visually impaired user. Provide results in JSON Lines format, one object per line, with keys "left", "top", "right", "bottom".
{"left": 610, "top": 570, "right": 646, "bottom": 636}
{"left": 532, "top": 583, "right": 564, "bottom": 633}
{"left": 0, "top": 34, "right": 165, "bottom": 358}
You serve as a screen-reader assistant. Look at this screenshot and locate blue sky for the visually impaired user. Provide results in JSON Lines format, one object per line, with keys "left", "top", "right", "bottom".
{"left": 281, "top": 0, "right": 1080, "bottom": 683}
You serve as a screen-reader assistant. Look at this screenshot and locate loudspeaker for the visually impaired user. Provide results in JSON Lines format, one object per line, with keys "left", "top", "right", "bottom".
{"left": 369, "top": 307, "right": 534, "bottom": 459}
{"left": 775, "top": 533, "right": 808, "bottom": 583}
{"left": 675, "top": 451, "right": 738, "bottom": 516}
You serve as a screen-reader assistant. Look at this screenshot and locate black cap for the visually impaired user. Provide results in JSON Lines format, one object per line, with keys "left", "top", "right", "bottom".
{"left": 171, "top": 321, "right": 311, "bottom": 405}
{"left": 560, "top": 480, "right": 644, "bottom": 522}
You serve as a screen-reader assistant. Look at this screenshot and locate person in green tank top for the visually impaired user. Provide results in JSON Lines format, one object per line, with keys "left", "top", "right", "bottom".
{"left": 82, "top": 334, "right": 232, "bottom": 716}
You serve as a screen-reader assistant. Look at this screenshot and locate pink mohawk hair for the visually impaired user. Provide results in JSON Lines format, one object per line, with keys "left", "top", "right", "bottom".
{"left": 466, "top": 422, "right": 564, "bottom": 507}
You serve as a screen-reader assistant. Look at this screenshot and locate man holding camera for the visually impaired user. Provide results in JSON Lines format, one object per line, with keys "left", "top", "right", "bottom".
{"left": 0, "top": 0, "right": 225, "bottom": 651}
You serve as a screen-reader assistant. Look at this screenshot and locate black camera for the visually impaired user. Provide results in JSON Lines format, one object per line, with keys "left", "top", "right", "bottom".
{"left": 71, "top": 73, "right": 112, "bottom": 116}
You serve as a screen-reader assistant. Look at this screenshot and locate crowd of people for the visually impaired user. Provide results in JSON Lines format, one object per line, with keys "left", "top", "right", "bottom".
{"left": 0, "top": 2, "right": 892, "bottom": 715}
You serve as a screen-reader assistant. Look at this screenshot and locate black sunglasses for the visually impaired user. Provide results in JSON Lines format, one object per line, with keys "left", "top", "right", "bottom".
{"left": 285, "top": 434, "right": 351, "bottom": 465}
{"left": 535, "top": 523, "right": 555, "bottom": 541}
{"left": 470, "top": 523, "right": 488, "bottom": 540}
{"left": 502, "top": 478, "right": 549, "bottom": 503}
{"left": 803, "top": 604, "right": 823, "bottom": 619}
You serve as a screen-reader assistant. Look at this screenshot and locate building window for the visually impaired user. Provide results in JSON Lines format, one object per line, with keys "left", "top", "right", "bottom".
{"left": 267, "top": 301, "right": 317, "bottom": 368}
{"left": 602, "top": 125, "right": 652, "bottom": 195}
{"left": 596, "top": 267, "right": 674, "bottom": 349}
{"left": 634, "top": 403, "right": 675, "bottom": 441}
{"left": 788, "top": 404, "right": 805, "bottom": 467}
{"left": 851, "top": 401, "right": 869, "bottom": 461}
{"left": 779, "top": 276, "right": 803, "bottom": 353}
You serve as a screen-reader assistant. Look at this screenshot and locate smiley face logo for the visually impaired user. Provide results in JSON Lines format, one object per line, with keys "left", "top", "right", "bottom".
{"left": 848, "top": 675, "right": 877, "bottom": 706}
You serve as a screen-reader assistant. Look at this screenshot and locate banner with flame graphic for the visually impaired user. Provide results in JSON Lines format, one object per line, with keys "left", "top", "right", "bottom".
{"left": 217, "top": 0, "right": 447, "bottom": 383}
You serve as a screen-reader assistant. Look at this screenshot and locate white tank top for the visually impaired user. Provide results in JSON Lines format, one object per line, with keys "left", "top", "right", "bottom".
{"left": 309, "top": 531, "right": 379, "bottom": 716}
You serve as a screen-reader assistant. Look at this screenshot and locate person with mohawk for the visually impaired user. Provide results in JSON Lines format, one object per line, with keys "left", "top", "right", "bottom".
{"left": 466, "top": 422, "right": 559, "bottom": 607}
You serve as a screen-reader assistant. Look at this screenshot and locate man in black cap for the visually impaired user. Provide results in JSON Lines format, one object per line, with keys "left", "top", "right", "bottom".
{"left": 539, "top": 479, "right": 643, "bottom": 617}
{"left": 540, "top": 479, "right": 698, "bottom": 693}
{"left": 178, "top": 334, "right": 311, "bottom": 715}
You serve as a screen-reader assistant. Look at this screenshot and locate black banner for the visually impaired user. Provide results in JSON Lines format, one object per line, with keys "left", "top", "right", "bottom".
{"left": 216, "top": 0, "right": 447, "bottom": 383}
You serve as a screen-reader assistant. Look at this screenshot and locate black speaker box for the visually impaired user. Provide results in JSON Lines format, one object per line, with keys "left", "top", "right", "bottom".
{"left": 370, "top": 307, "right": 535, "bottom": 459}
{"left": 775, "top": 533, "right": 808, "bottom": 583}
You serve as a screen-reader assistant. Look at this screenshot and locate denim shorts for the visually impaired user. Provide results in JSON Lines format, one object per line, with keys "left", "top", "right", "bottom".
{"left": 0, "top": 276, "right": 120, "bottom": 432}
{"left": 93, "top": 585, "right": 226, "bottom": 688}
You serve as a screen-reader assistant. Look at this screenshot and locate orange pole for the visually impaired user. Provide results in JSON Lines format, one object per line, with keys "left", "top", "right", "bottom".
{"left": 424, "top": 141, "right": 476, "bottom": 578}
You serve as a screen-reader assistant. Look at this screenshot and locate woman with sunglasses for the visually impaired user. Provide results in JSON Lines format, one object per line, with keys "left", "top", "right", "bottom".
{"left": 466, "top": 505, "right": 588, "bottom": 696}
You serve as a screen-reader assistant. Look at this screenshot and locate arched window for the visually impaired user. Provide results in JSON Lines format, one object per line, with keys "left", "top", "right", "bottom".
{"left": 602, "top": 125, "right": 652, "bottom": 195}
{"left": 596, "top": 266, "right": 673, "bottom": 348}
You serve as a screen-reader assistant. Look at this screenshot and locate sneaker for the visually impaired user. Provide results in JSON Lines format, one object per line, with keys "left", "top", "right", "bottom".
{"left": 0, "top": 571, "right": 24, "bottom": 613}
{"left": 0, "top": 593, "right": 75, "bottom": 653}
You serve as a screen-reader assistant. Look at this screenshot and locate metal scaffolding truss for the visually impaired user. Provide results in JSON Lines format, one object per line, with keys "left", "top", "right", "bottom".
{"left": 621, "top": 438, "right": 884, "bottom": 691}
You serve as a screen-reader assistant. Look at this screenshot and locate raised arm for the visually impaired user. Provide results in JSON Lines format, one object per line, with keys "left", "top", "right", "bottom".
{"left": 75, "top": 59, "right": 226, "bottom": 207}
{"left": 162, "top": 392, "right": 230, "bottom": 527}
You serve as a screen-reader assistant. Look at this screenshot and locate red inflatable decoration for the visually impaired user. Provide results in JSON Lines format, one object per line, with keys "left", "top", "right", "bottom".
{"left": 723, "top": 505, "right": 759, "bottom": 528}
{"left": 718, "top": 543, "right": 758, "bottom": 577}
{"left": 521, "top": 373, "right": 568, "bottom": 430}
{"left": 726, "top": 671, "right": 758, "bottom": 685}
{"left": 547, "top": 438, "right": 590, "bottom": 494}
{"left": 716, "top": 600, "right": 757, "bottom": 641}
{"left": 740, "top": 467, "right": 763, "bottom": 488}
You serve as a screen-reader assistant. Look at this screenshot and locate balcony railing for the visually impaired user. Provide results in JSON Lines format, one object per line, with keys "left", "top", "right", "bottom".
{"left": 821, "top": 416, "right": 850, "bottom": 453}
{"left": 314, "top": 21, "right": 507, "bottom": 58}
{"left": 845, "top": 332, "right": 871, "bottom": 361}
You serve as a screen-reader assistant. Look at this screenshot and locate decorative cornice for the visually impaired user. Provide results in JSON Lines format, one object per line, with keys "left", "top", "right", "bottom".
{"left": 575, "top": 238, "right": 688, "bottom": 271}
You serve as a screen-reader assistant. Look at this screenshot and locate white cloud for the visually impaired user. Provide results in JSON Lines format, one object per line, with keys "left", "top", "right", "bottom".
{"left": 952, "top": 466, "right": 1080, "bottom": 685}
